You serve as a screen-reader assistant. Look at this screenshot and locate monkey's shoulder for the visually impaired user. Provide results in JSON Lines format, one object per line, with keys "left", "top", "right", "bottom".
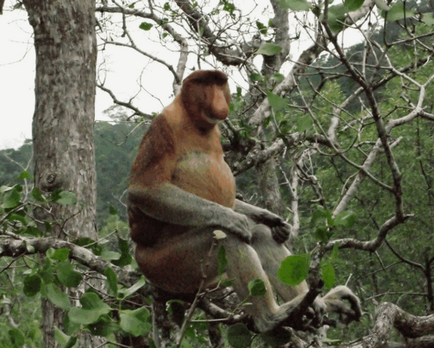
{"left": 137, "top": 114, "right": 175, "bottom": 162}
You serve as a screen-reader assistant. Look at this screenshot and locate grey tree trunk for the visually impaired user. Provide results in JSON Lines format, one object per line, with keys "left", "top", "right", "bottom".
{"left": 22, "top": 1, "right": 104, "bottom": 346}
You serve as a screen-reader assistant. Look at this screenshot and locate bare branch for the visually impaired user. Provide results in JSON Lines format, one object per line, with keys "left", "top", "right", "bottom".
{"left": 342, "top": 302, "right": 434, "bottom": 348}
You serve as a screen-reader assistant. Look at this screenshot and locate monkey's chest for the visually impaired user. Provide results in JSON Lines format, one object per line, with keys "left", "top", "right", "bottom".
{"left": 172, "top": 152, "right": 236, "bottom": 208}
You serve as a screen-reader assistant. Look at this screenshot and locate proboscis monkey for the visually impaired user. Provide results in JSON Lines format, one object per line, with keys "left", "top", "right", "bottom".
{"left": 128, "top": 70, "right": 361, "bottom": 333}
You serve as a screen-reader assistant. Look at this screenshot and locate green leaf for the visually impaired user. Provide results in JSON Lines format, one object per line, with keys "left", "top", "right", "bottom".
{"left": 109, "top": 204, "right": 117, "bottom": 215}
{"left": 374, "top": 0, "right": 390, "bottom": 11}
{"left": 45, "top": 283, "right": 71, "bottom": 310}
{"left": 248, "top": 279, "right": 266, "bottom": 297}
{"left": 322, "top": 262, "right": 335, "bottom": 289}
{"left": 63, "top": 312, "right": 81, "bottom": 335}
{"left": 23, "top": 274, "right": 41, "bottom": 297}
{"left": 272, "top": 73, "right": 285, "bottom": 83}
{"left": 334, "top": 210, "right": 358, "bottom": 228}
{"left": 422, "top": 12, "right": 434, "bottom": 25}
{"left": 104, "top": 267, "right": 118, "bottom": 296}
{"left": 310, "top": 208, "right": 331, "bottom": 227}
{"left": 296, "top": 114, "right": 313, "bottom": 132}
{"left": 267, "top": 92, "right": 288, "bottom": 112}
{"left": 54, "top": 326, "right": 77, "bottom": 348}
{"left": 326, "top": 4, "right": 347, "bottom": 33}
{"left": 139, "top": 22, "right": 153, "bottom": 31}
{"left": 1, "top": 187, "right": 21, "bottom": 209}
{"left": 382, "top": 3, "right": 416, "bottom": 21}
{"left": 100, "top": 250, "right": 121, "bottom": 261}
{"left": 315, "top": 226, "right": 334, "bottom": 243}
{"left": 80, "top": 292, "right": 108, "bottom": 310}
{"left": 68, "top": 308, "right": 102, "bottom": 325}
{"left": 112, "top": 236, "right": 132, "bottom": 267}
{"left": 227, "top": 323, "right": 252, "bottom": 348}
{"left": 8, "top": 329, "right": 25, "bottom": 348}
{"left": 120, "top": 307, "right": 152, "bottom": 337}
{"left": 221, "top": 0, "right": 236, "bottom": 15}
{"left": 31, "top": 187, "right": 46, "bottom": 202}
{"left": 119, "top": 276, "right": 146, "bottom": 299}
{"left": 68, "top": 293, "right": 111, "bottom": 325}
{"left": 279, "top": 0, "right": 310, "bottom": 11}
{"left": 256, "top": 21, "right": 268, "bottom": 35}
{"left": 44, "top": 220, "right": 53, "bottom": 233}
{"left": 16, "top": 171, "right": 30, "bottom": 180}
{"left": 64, "top": 335, "right": 78, "bottom": 348}
{"left": 331, "top": 242, "right": 340, "bottom": 259}
{"left": 87, "top": 316, "right": 119, "bottom": 337}
{"left": 8, "top": 213, "right": 27, "bottom": 225}
{"left": 50, "top": 189, "right": 62, "bottom": 202}
{"left": 344, "top": 0, "right": 364, "bottom": 12}
{"left": 39, "top": 257, "right": 54, "bottom": 284}
{"left": 56, "top": 191, "right": 77, "bottom": 206}
{"left": 250, "top": 72, "right": 263, "bottom": 82}
{"left": 278, "top": 254, "right": 310, "bottom": 286}
{"left": 25, "top": 225, "right": 40, "bottom": 237}
{"left": 256, "top": 43, "right": 282, "bottom": 56}
{"left": 54, "top": 326, "right": 69, "bottom": 346}
{"left": 47, "top": 247, "right": 70, "bottom": 261}
{"left": 57, "top": 261, "right": 83, "bottom": 288}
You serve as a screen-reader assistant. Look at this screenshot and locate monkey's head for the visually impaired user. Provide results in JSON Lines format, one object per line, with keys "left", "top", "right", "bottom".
{"left": 181, "top": 70, "right": 231, "bottom": 130}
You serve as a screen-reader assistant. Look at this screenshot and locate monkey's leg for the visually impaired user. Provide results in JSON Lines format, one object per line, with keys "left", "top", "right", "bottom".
{"left": 221, "top": 231, "right": 310, "bottom": 333}
{"left": 249, "top": 224, "right": 309, "bottom": 302}
{"left": 249, "top": 224, "right": 327, "bottom": 328}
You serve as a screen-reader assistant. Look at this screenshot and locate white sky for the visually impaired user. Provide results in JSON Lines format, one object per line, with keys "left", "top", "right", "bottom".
{"left": 0, "top": 6, "right": 34, "bottom": 149}
{"left": 0, "top": 2, "right": 175, "bottom": 150}
{"left": 0, "top": 0, "right": 365, "bottom": 151}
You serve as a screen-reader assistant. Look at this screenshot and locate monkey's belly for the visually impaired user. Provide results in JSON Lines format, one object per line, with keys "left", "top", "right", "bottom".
{"left": 135, "top": 226, "right": 220, "bottom": 293}
{"left": 172, "top": 152, "right": 236, "bottom": 208}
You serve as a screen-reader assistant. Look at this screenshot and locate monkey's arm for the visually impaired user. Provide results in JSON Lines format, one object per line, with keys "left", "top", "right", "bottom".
{"left": 128, "top": 183, "right": 252, "bottom": 242}
{"left": 235, "top": 199, "right": 291, "bottom": 243}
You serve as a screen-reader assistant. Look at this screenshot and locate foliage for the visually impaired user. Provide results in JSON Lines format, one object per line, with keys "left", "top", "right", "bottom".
{"left": 3, "top": 0, "right": 434, "bottom": 346}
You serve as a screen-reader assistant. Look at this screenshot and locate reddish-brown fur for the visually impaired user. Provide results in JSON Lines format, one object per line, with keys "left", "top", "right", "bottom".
{"left": 128, "top": 70, "right": 236, "bottom": 292}
{"left": 127, "top": 70, "right": 362, "bottom": 332}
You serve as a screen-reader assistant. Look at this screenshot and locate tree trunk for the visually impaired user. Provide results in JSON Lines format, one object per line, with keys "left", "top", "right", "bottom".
{"left": 22, "top": 0, "right": 104, "bottom": 346}
{"left": 257, "top": 158, "right": 284, "bottom": 216}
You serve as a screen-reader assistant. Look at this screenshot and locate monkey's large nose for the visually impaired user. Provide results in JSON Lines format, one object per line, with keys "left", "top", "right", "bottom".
{"left": 212, "top": 91, "right": 229, "bottom": 120}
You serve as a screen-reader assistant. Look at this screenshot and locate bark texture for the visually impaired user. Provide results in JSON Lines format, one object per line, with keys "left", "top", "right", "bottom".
{"left": 22, "top": 0, "right": 101, "bottom": 346}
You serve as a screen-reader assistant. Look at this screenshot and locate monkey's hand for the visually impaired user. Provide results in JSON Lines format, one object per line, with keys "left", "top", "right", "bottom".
{"left": 323, "top": 286, "right": 362, "bottom": 324}
{"left": 234, "top": 200, "right": 291, "bottom": 244}
{"left": 224, "top": 210, "right": 253, "bottom": 244}
{"left": 282, "top": 292, "right": 326, "bottom": 330}
{"left": 256, "top": 210, "right": 291, "bottom": 244}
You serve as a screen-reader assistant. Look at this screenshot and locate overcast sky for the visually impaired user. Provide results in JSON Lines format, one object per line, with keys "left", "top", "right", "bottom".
{"left": 0, "top": 0, "right": 364, "bottom": 151}
{"left": 0, "top": 1, "right": 175, "bottom": 150}
{"left": 0, "top": 6, "right": 34, "bottom": 149}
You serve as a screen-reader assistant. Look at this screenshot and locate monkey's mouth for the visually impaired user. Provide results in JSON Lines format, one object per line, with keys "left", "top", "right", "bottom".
{"left": 206, "top": 115, "right": 222, "bottom": 124}
{"left": 204, "top": 111, "right": 228, "bottom": 123}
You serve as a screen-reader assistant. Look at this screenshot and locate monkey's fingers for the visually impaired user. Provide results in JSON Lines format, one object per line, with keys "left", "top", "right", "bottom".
{"left": 226, "top": 225, "right": 252, "bottom": 243}
{"left": 257, "top": 210, "right": 282, "bottom": 226}
{"left": 271, "top": 223, "right": 291, "bottom": 244}
{"left": 234, "top": 229, "right": 252, "bottom": 244}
